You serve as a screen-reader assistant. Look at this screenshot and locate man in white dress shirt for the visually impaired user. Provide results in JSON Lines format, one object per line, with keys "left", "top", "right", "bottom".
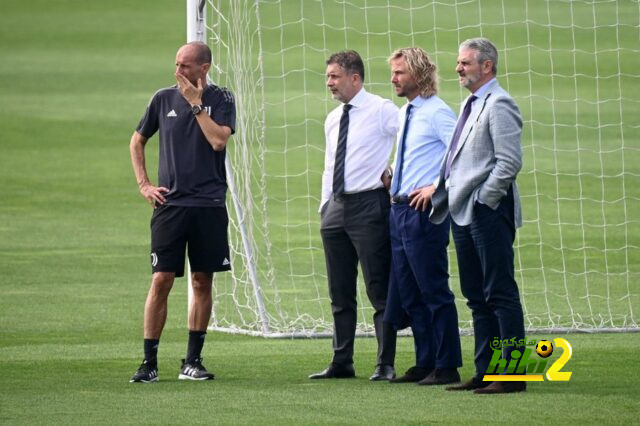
{"left": 309, "top": 50, "right": 399, "bottom": 381}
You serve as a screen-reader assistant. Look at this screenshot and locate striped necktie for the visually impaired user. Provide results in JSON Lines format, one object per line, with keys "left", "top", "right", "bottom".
{"left": 332, "top": 103, "right": 352, "bottom": 199}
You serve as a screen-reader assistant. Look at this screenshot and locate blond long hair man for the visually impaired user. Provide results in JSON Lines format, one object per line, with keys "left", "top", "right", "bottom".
{"left": 384, "top": 47, "right": 463, "bottom": 385}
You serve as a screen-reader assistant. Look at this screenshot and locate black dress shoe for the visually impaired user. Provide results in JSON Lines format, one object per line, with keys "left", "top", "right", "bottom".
{"left": 474, "top": 380, "right": 526, "bottom": 394}
{"left": 308, "top": 363, "right": 355, "bottom": 379}
{"left": 369, "top": 364, "right": 395, "bottom": 381}
{"left": 417, "top": 368, "right": 460, "bottom": 386}
{"left": 446, "top": 377, "right": 490, "bottom": 391}
{"left": 389, "top": 366, "right": 432, "bottom": 383}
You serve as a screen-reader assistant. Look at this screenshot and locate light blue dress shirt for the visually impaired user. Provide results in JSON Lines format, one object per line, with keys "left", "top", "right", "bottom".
{"left": 391, "top": 95, "right": 457, "bottom": 196}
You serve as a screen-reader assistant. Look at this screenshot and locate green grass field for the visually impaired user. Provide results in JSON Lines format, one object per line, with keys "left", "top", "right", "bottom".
{"left": 1, "top": 331, "right": 640, "bottom": 424}
{"left": 1, "top": 0, "right": 639, "bottom": 423}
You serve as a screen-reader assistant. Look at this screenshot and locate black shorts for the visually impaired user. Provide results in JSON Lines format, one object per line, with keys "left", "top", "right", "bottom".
{"left": 150, "top": 205, "right": 231, "bottom": 277}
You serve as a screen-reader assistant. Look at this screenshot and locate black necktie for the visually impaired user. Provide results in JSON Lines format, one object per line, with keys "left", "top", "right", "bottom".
{"left": 333, "top": 103, "right": 352, "bottom": 199}
{"left": 444, "top": 95, "right": 477, "bottom": 179}
{"left": 390, "top": 103, "right": 413, "bottom": 196}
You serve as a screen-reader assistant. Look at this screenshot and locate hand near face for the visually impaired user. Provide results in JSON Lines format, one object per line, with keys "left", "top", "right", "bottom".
{"left": 175, "top": 73, "right": 203, "bottom": 106}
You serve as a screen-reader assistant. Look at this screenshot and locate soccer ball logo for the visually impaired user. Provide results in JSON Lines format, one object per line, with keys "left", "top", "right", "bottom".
{"left": 536, "top": 340, "right": 554, "bottom": 358}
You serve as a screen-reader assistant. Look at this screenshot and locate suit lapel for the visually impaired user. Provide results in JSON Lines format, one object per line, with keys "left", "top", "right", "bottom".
{"left": 449, "top": 80, "right": 498, "bottom": 163}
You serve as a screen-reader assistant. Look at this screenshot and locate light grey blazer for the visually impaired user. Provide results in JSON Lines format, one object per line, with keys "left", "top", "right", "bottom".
{"left": 431, "top": 80, "right": 523, "bottom": 228}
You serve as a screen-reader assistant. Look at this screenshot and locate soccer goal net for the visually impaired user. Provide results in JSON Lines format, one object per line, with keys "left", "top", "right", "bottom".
{"left": 189, "top": 0, "right": 639, "bottom": 337}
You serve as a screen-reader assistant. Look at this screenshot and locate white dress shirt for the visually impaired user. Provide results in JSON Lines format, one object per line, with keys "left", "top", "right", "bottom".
{"left": 320, "top": 88, "right": 399, "bottom": 210}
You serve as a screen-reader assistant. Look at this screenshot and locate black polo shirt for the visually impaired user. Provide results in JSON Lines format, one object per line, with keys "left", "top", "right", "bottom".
{"left": 136, "top": 84, "right": 236, "bottom": 207}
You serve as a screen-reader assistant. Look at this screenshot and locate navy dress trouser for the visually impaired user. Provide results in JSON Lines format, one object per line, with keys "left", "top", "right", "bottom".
{"left": 451, "top": 187, "right": 525, "bottom": 378}
{"left": 389, "top": 204, "right": 462, "bottom": 369}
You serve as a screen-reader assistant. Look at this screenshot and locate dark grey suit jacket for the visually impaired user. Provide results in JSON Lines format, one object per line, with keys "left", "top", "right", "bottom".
{"left": 431, "top": 80, "right": 523, "bottom": 227}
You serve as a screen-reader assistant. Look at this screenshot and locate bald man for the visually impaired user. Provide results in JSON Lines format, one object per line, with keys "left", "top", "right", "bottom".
{"left": 129, "top": 42, "right": 236, "bottom": 383}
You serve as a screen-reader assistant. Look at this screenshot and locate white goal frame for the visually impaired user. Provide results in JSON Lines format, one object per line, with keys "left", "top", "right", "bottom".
{"left": 186, "top": 0, "right": 639, "bottom": 337}
{"left": 186, "top": 0, "right": 271, "bottom": 336}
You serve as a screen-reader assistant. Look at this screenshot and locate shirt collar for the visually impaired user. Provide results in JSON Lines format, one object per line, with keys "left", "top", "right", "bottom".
{"left": 346, "top": 87, "right": 367, "bottom": 108}
{"left": 472, "top": 77, "right": 497, "bottom": 99}
{"left": 408, "top": 94, "right": 428, "bottom": 109}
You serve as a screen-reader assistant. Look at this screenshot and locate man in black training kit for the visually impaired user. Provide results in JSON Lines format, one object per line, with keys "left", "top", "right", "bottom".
{"left": 129, "top": 41, "right": 235, "bottom": 383}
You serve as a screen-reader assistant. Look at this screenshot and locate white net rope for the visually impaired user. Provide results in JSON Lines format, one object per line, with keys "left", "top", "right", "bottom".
{"left": 203, "top": 0, "right": 639, "bottom": 336}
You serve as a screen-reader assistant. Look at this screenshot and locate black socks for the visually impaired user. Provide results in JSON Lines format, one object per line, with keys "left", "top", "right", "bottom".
{"left": 144, "top": 338, "right": 159, "bottom": 367}
{"left": 143, "top": 332, "right": 207, "bottom": 366}
{"left": 186, "top": 330, "right": 207, "bottom": 363}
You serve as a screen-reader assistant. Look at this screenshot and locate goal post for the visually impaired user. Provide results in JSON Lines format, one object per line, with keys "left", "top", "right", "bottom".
{"left": 186, "top": 0, "right": 271, "bottom": 335}
{"left": 189, "top": 0, "right": 640, "bottom": 337}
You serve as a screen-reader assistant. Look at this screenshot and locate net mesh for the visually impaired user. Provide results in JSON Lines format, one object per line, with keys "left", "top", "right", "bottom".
{"left": 202, "top": 0, "right": 640, "bottom": 336}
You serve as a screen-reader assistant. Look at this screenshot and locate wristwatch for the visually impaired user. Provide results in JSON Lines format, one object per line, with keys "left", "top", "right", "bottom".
{"left": 191, "top": 104, "right": 204, "bottom": 116}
